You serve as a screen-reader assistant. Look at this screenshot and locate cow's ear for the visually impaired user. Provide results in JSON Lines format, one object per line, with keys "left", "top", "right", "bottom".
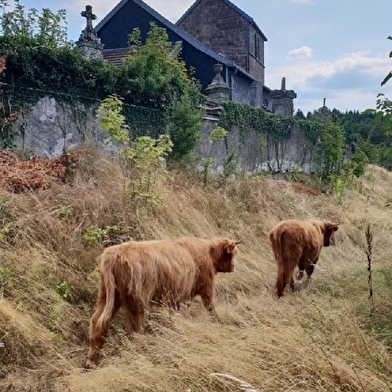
{"left": 329, "top": 223, "right": 339, "bottom": 232}
{"left": 223, "top": 240, "right": 236, "bottom": 254}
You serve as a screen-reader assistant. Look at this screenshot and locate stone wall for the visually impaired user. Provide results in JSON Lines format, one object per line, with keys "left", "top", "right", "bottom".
{"left": 9, "top": 97, "right": 101, "bottom": 158}
{"left": 5, "top": 97, "right": 315, "bottom": 174}
{"left": 198, "top": 119, "right": 316, "bottom": 175}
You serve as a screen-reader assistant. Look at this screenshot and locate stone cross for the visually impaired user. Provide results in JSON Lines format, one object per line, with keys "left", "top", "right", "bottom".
{"left": 77, "top": 5, "right": 103, "bottom": 60}
{"left": 81, "top": 5, "right": 96, "bottom": 32}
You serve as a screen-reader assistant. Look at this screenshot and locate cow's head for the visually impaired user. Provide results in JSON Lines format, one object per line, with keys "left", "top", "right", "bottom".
{"left": 210, "top": 238, "right": 240, "bottom": 273}
{"left": 322, "top": 221, "right": 339, "bottom": 246}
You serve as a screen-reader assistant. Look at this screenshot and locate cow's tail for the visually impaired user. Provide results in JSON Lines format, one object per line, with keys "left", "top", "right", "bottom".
{"left": 90, "top": 255, "right": 117, "bottom": 343}
{"left": 270, "top": 230, "right": 289, "bottom": 297}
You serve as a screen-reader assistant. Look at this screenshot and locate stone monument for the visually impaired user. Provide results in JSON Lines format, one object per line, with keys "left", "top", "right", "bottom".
{"left": 76, "top": 5, "right": 103, "bottom": 61}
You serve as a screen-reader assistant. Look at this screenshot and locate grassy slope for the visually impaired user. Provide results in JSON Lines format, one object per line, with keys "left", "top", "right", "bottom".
{"left": 0, "top": 145, "right": 392, "bottom": 392}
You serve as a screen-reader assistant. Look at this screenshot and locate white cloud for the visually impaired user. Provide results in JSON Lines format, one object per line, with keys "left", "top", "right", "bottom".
{"left": 286, "top": 46, "right": 313, "bottom": 61}
{"left": 271, "top": 51, "right": 392, "bottom": 89}
{"left": 267, "top": 51, "right": 392, "bottom": 113}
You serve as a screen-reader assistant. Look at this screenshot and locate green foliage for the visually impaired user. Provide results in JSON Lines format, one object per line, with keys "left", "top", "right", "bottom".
{"left": 373, "top": 94, "right": 392, "bottom": 159}
{"left": 298, "top": 119, "right": 323, "bottom": 145}
{"left": 218, "top": 101, "right": 293, "bottom": 141}
{"left": 126, "top": 135, "right": 173, "bottom": 204}
{"left": 364, "top": 36, "right": 392, "bottom": 164}
{"left": 97, "top": 95, "right": 173, "bottom": 206}
{"left": 55, "top": 280, "right": 70, "bottom": 299}
{"left": 83, "top": 226, "right": 120, "bottom": 245}
{"left": 56, "top": 204, "right": 73, "bottom": 218}
{"left": 381, "top": 36, "right": 392, "bottom": 86}
{"left": 0, "top": 266, "right": 12, "bottom": 295}
{"left": 168, "top": 98, "right": 203, "bottom": 161}
{"left": 120, "top": 22, "right": 204, "bottom": 159}
{"left": 97, "top": 94, "right": 130, "bottom": 144}
{"left": 315, "top": 122, "right": 345, "bottom": 181}
{"left": 120, "top": 22, "right": 204, "bottom": 109}
{"left": 0, "top": 12, "right": 203, "bottom": 157}
{"left": 0, "top": 0, "right": 68, "bottom": 48}
{"left": 347, "top": 148, "right": 369, "bottom": 178}
{"left": 209, "top": 126, "right": 228, "bottom": 142}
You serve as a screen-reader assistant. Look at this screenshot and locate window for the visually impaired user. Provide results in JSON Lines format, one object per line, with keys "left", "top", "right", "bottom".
{"left": 254, "top": 34, "right": 261, "bottom": 60}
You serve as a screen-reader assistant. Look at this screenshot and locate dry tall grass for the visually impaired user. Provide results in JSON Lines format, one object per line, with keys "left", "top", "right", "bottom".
{"left": 0, "top": 144, "right": 391, "bottom": 391}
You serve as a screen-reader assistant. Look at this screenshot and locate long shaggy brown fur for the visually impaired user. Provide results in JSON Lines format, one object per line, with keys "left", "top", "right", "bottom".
{"left": 269, "top": 219, "right": 338, "bottom": 297}
{"left": 85, "top": 236, "right": 238, "bottom": 368}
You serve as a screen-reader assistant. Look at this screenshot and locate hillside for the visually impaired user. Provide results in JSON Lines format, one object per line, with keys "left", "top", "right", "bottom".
{"left": 0, "top": 143, "right": 392, "bottom": 392}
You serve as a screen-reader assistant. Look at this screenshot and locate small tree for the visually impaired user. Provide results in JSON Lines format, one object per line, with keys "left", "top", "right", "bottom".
{"left": 0, "top": 54, "right": 24, "bottom": 148}
{"left": 315, "top": 122, "right": 345, "bottom": 181}
{"left": 168, "top": 97, "right": 203, "bottom": 161}
{"left": 97, "top": 94, "right": 173, "bottom": 206}
{"left": 0, "top": 0, "right": 68, "bottom": 48}
{"left": 119, "top": 22, "right": 204, "bottom": 161}
{"left": 364, "top": 35, "right": 392, "bottom": 158}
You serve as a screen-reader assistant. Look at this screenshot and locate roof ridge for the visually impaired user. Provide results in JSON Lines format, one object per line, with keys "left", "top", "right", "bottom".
{"left": 177, "top": 0, "right": 253, "bottom": 25}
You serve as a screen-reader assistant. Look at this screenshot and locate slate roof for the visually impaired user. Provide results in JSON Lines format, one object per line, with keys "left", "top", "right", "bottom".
{"left": 176, "top": 0, "right": 268, "bottom": 42}
{"left": 102, "top": 48, "right": 131, "bottom": 67}
{"left": 95, "top": 0, "right": 254, "bottom": 80}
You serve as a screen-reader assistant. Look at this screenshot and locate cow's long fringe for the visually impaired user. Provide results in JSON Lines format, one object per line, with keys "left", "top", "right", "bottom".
{"left": 85, "top": 237, "right": 237, "bottom": 367}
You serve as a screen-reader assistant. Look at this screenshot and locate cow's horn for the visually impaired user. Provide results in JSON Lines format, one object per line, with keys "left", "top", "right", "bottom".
{"left": 235, "top": 240, "right": 242, "bottom": 245}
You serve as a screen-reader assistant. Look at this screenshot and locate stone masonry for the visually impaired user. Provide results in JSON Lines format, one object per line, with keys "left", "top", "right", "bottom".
{"left": 178, "top": 0, "right": 266, "bottom": 84}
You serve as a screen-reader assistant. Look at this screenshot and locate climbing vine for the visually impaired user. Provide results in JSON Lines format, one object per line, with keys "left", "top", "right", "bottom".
{"left": 218, "top": 101, "right": 293, "bottom": 141}
{"left": 297, "top": 119, "right": 323, "bottom": 145}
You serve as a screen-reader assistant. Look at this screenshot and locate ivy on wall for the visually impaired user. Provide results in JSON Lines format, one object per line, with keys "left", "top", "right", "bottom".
{"left": 218, "top": 101, "right": 293, "bottom": 141}
{"left": 297, "top": 119, "right": 324, "bottom": 145}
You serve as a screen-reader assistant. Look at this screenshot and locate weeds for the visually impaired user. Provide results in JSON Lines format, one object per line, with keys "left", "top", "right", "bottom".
{"left": 366, "top": 224, "right": 375, "bottom": 314}
{"left": 0, "top": 266, "right": 12, "bottom": 297}
{"left": 82, "top": 225, "right": 133, "bottom": 245}
{"left": 0, "top": 152, "right": 392, "bottom": 391}
{"left": 97, "top": 95, "right": 173, "bottom": 209}
{"left": 55, "top": 280, "right": 70, "bottom": 300}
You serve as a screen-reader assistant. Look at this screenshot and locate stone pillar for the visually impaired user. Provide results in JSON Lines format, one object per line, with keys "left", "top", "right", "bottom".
{"left": 205, "top": 63, "right": 231, "bottom": 105}
{"left": 76, "top": 5, "right": 103, "bottom": 61}
{"left": 270, "top": 77, "right": 297, "bottom": 116}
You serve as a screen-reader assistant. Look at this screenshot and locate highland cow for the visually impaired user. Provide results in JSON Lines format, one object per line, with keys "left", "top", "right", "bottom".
{"left": 269, "top": 219, "right": 338, "bottom": 297}
{"left": 85, "top": 236, "right": 239, "bottom": 368}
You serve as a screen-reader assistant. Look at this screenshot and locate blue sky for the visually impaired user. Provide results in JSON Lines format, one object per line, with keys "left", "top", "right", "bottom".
{"left": 3, "top": 0, "right": 392, "bottom": 114}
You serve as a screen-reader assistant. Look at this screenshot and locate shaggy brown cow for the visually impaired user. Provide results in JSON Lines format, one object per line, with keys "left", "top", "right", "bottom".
{"left": 269, "top": 219, "right": 338, "bottom": 297}
{"left": 85, "top": 236, "right": 239, "bottom": 368}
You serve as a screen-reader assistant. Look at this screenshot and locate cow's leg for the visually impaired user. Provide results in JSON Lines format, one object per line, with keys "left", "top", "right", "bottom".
{"left": 305, "top": 262, "right": 315, "bottom": 278}
{"left": 276, "top": 268, "right": 295, "bottom": 297}
{"left": 124, "top": 299, "right": 145, "bottom": 335}
{"left": 276, "top": 271, "right": 286, "bottom": 297}
{"left": 297, "top": 257, "right": 306, "bottom": 280}
{"left": 200, "top": 291, "right": 220, "bottom": 322}
{"left": 85, "top": 290, "right": 121, "bottom": 368}
{"left": 290, "top": 276, "right": 295, "bottom": 291}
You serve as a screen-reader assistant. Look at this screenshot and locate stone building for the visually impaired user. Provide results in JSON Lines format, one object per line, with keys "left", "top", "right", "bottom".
{"left": 95, "top": 0, "right": 296, "bottom": 114}
{"left": 177, "top": 0, "right": 267, "bottom": 85}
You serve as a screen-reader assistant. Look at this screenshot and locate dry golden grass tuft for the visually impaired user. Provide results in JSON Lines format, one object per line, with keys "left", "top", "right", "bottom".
{"left": 0, "top": 144, "right": 391, "bottom": 391}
